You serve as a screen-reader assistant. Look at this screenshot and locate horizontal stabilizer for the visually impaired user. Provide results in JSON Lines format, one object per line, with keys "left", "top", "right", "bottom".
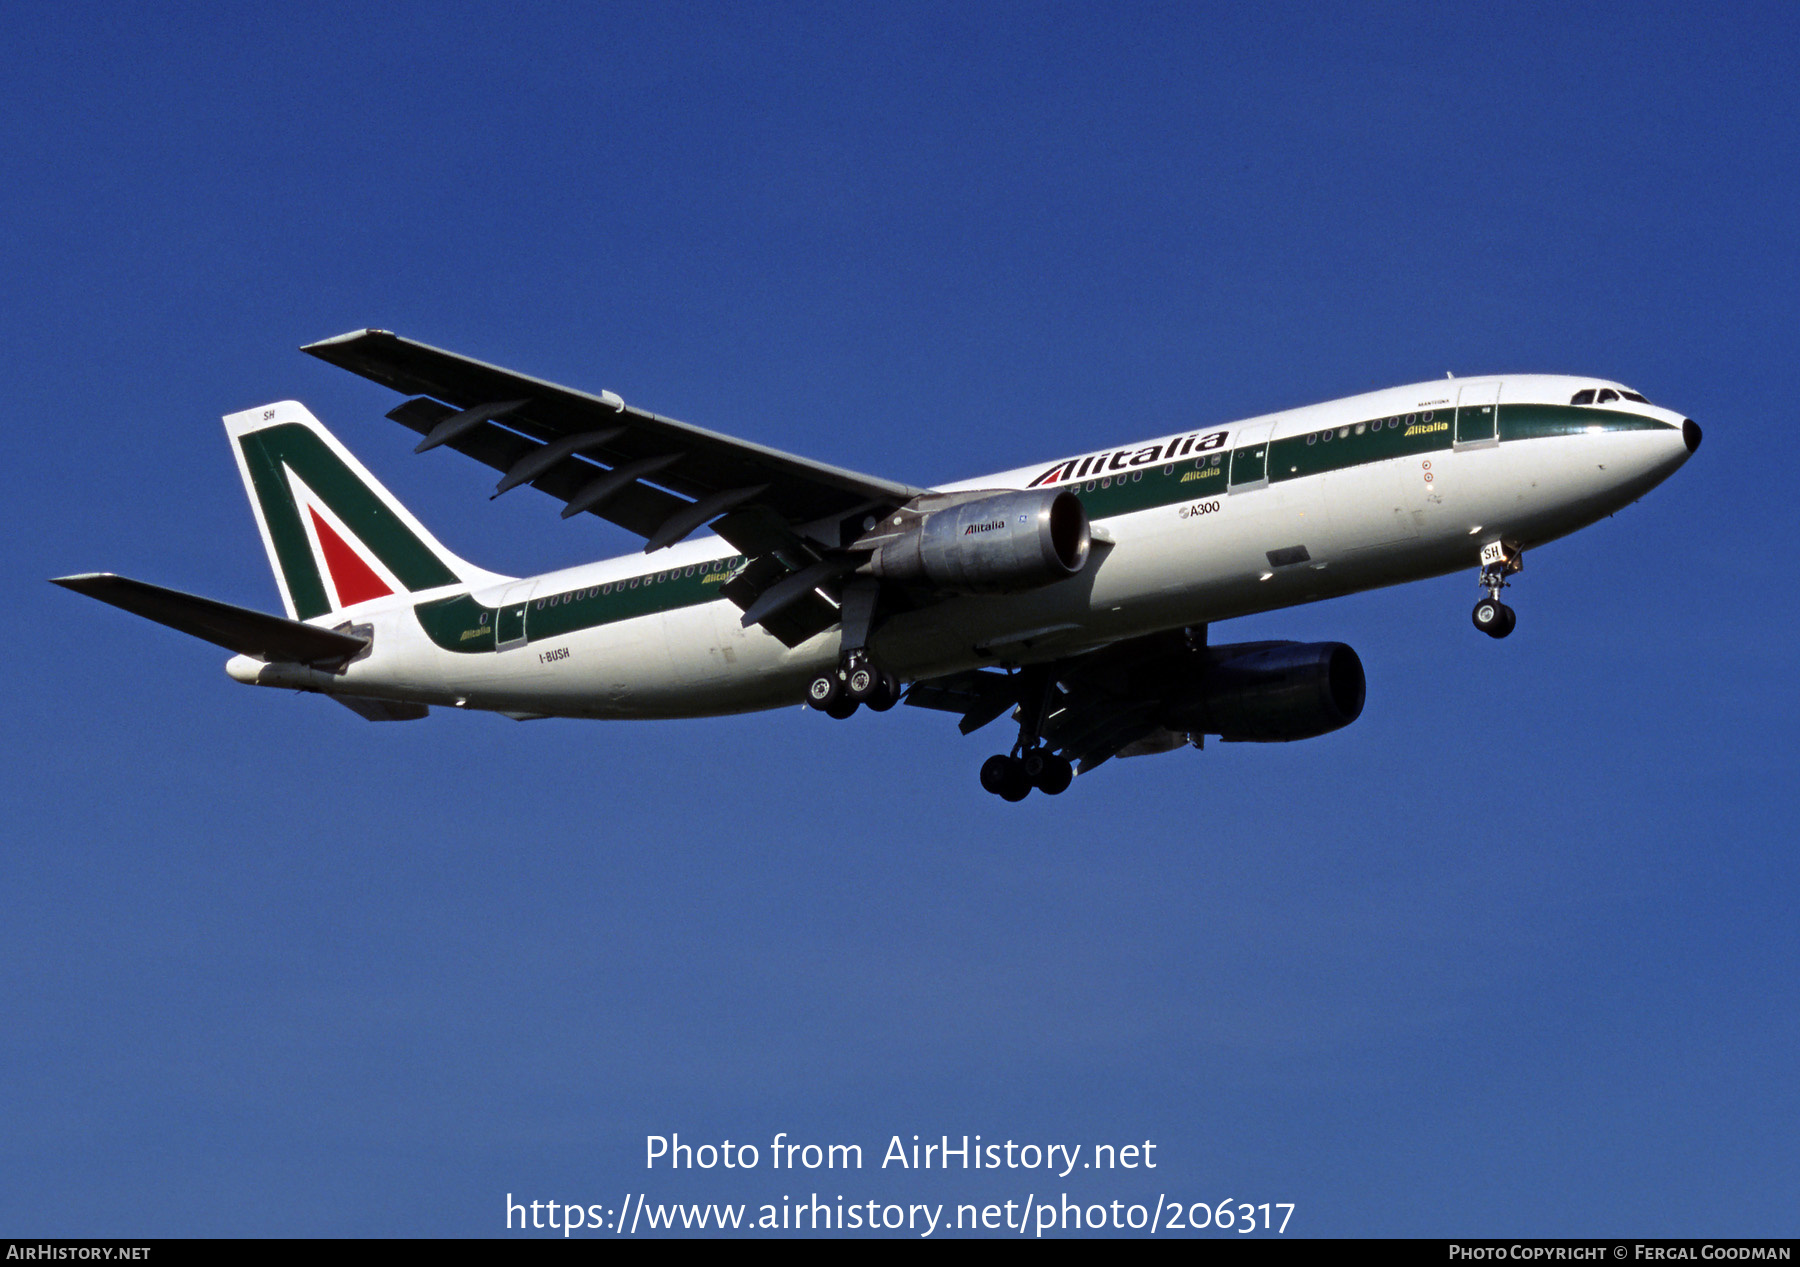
{"left": 51, "top": 573, "right": 370, "bottom": 667}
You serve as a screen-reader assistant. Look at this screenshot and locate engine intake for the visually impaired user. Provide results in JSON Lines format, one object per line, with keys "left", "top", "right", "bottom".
{"left": 1167, "top": 642, "right": 1365, "bottom": 742}
{"left": 870, "top": 489, "right": 1090, "bottom": 594}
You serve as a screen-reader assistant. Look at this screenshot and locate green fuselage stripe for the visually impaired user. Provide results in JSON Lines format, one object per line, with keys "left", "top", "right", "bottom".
{"left": 417, "top": 563, "right": 745, "bottom": 652}
{"left": 414, "top": 404, "right": 1672, "bottom": 652}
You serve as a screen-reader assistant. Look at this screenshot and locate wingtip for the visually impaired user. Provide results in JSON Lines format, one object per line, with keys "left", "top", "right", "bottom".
{"left": 300, "top": 328, "right": 395, "bottom": 354}
{"left": 50, "top": 572, "right": 115, "bottom": 588}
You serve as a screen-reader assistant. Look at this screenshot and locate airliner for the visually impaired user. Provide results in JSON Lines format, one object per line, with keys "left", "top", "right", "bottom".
{"left": 54, "top": 331, "right": 1701, "bottom": 800}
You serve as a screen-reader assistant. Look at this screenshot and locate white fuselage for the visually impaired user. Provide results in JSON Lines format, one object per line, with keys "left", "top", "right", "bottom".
{"left": 231, "top": 374, "right": 1696, "bottom": 718}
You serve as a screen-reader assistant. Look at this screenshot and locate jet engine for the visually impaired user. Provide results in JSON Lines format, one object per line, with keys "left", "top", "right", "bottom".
{"left": 868, "top": 489, "right": 1090, "bottom": 594}
{"left": 1167, "top": 641, "right": 1365, "bottom": 742}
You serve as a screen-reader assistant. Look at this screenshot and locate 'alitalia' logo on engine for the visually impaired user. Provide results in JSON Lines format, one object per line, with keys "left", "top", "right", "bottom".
{"left": 964, "top": 520, "right": 1006, "bottom": 534}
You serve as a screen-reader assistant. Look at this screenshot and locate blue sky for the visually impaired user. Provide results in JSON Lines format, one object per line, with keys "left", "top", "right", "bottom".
{"left": 4, "top": 1, "right": 1796, "bottom": 1237}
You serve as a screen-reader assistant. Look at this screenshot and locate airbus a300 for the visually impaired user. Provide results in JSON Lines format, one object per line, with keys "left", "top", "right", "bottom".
{"left": 56, "top": 331, "right": 1701, "bottom": 800}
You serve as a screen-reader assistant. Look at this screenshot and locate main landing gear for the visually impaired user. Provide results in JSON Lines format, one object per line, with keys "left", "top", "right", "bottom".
{"left": 980, "top": 748, "right": 1073, "bottom": 801}
{"left": 805, "top": 651, "right": 900, "bottom": 719}
{"left": 978, "top": 669, "right": 1073, "bottom": 801}
{"left": 805, "top": 580, "right": 900, "bottom": 718}
{"left": 1472, "top": 541, "right": 1523, "bottom": 639}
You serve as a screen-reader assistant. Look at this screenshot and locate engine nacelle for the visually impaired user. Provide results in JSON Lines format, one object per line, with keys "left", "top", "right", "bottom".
{"left": 870, "top": 489, "right": 1090, "bottom": 594}
{"left": 1166, "top": 641, "right": 1365, "bottom": 742}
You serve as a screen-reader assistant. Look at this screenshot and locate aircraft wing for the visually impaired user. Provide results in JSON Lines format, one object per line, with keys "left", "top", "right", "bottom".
{"left": 304, "top": 329, "right": 932, "bottom": 646}
{"left": 303, "top": 330, "right": 926, "bottom": 543}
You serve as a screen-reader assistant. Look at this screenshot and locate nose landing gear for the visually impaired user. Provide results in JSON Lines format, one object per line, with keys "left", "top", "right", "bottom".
{"left": 1472, "top": 541, "right": 1522, "bottom": 639}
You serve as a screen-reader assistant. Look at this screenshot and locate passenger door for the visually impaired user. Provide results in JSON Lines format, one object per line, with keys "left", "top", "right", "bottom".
{"left": 1228, "top": 422, "right": 1275, "bottom": 492}
{"left": 495, "top": 580, "right": 536, "bottom": 651}
{"left": 1455, "top": 383, "right": 1501, "bottom": 450}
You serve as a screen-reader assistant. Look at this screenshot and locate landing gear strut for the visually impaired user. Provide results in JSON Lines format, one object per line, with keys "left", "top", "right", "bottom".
{"left": 805, "top": 579, "right": 900, "bottom": 718}
{"left": 1472, "top": 541, "right": 1522, "bottom": 639}
{"left": 979, "top": 669, "right": 1073, "bottom": 800}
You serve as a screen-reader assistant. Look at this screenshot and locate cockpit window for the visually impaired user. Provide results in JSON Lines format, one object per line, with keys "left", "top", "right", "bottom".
{"left": 1573, "top": 386, "right": 1651, "bottom": 406}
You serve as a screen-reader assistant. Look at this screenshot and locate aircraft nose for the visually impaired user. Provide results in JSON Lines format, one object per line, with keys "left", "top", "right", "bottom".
{"left": 1683, "top": 419, "right": 1702, "bottom": 453}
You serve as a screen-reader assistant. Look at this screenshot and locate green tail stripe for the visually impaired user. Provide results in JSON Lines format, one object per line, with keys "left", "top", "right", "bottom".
{"left": 238, "top": 423, "right": 459, "bottom": 619}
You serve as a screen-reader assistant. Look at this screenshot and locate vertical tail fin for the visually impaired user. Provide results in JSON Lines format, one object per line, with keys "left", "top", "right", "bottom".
{"left": 225, "top": 401, "right": 500, "bottom": 620}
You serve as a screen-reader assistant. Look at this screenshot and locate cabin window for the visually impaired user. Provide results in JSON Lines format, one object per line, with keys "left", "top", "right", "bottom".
{"left": 1596, "top": 388, "right": 1620, "bottom": 404}
{"left": 1132, "top": 471, "right": 1142, "bottom": 482}
{"left": 1355, "top": 423, "right": 1366, "bottom": 435}
{"left": 1570, "top": 389, "right": 1596, "bottom": 404}
{"left": 1306, "top": 433, "right": 1316, "bottom": 445}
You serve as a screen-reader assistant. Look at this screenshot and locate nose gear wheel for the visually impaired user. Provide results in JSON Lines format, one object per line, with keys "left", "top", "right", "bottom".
{"left": 1472, "top": 596, "right": 1516, "bottom": 638}
{"left": 1473, "top": 542, "right": 1523, "bottom": 639}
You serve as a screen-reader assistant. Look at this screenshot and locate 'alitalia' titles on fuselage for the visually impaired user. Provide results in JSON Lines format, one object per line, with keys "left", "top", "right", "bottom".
{"left": 1027, "top": 429, "right": 1230, "bottom": 487}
